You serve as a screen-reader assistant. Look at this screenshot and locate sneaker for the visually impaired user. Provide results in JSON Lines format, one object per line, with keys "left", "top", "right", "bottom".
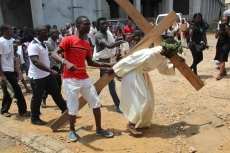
{"left": 69, "top": 130, "right": 78, "bottom": 142}
{"left": 41, "top": 99, "right": 47, "bottom": 108}
{"left": 2, "top": 112, "right": 12, "bottom": 117}
{"left": 96, "top": 129, "right": 114, "bottom": 138}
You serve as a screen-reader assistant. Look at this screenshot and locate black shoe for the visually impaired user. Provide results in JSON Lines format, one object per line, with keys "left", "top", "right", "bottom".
{"left": 116, "top": 107, "right": 122, "bottom": 113}
{"left": 31, "top": 118, "right": 47, "bottom": 125}
{"left": 116, "top": 77, "right": 122, "bottom": 81}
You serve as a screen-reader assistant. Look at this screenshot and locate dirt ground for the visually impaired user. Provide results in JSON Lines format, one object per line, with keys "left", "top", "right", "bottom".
{"left": 0, "top": 33, "right": 230, "bottom": 153}
{"left": 0, "top": 132, "right": 38, "bottom": 153}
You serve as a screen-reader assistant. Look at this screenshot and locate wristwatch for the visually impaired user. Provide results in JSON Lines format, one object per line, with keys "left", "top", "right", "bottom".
{"left": 62, "top": 59, "right": 66, "bottom": 65}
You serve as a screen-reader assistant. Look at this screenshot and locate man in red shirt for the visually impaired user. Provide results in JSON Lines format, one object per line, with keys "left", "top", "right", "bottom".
{"left": 123, "top": 20, "right": 134, "bottom": 36}
{"left": 51, "top": 16, "right": 114, "bottom": 142}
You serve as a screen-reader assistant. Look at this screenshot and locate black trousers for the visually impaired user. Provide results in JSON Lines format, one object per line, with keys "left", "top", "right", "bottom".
{"left": 30, "top": 74, "right": 67, "bottom": 119}
{"left": 98, "top": 58, "right": 120, "bottom": 108}
{"left": 1, "top": 72, "right": 27, "bottom": 114}
{"left": 42, "top": 66, "right": 62, "bottom": 100}
{"left": 189, "top": 41, "right": 203, "bottom": 74}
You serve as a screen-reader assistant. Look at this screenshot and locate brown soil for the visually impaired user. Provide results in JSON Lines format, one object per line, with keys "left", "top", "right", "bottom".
{"left": 0, "top": 33, "right": 230, "bottom": 153}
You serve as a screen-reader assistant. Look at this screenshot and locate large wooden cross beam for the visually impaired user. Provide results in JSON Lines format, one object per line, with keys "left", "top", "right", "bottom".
{"left": 50, "top": 0, "right": 204, "bottom": 131}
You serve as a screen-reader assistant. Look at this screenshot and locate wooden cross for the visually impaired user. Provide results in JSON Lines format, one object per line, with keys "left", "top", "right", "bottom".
{"left": 50, "top": 0, "right": 204, "bottom": 131}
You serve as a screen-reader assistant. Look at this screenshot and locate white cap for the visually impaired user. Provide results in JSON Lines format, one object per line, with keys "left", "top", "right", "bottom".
{"left": 223, "top": 10, "right": 230, "bottom": 16}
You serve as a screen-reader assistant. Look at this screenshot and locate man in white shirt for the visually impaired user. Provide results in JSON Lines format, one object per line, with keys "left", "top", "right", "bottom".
{"left": 0, "top": 23, "right": 30, "bottom": 117}
{"left": 88, "top": 21, "right": 97, "bottom": 49}
{"left": 28, "top": 25, "right": 67, "bottom": 125}
{"left": 69, "top": 23, "right": 77, "bottom": 35}
{"left": 95, "top": 17, "right": 125, "bottom": 113}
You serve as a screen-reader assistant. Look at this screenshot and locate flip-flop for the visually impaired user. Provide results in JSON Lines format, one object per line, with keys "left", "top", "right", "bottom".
{"left": 126, "top": 124, "right": 142, "bottom": 135}
{"left": 216, "top": 74, "right": 222, "bottom": 80}
{"left": 221, "top": 71, "right": 227, "bottom": 76}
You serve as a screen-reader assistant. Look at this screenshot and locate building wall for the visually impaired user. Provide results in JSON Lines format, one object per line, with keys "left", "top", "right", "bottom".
{"left": 161, "top": 0, "right": 173, "bottom": 13}
{"left": 41, "top": 0, "right": 72, "bottom": 28}
{"left": 101, "top": 0, "right": 110, "bottom": 19}
{"left": 0, "top": 0, "right": 225, "bottom": 29}
{"left": 226, "top": 3, "right": 230, "bottom": 9}
{"left": 199, "top": 0, "right": 225, "bottom": 22}
{"left": 0, "top": 0, "right": 33, "bottom": 28}
{"left": 168, "top": 0, "right": 225, "bottom": 22}
{"left": 40, "top": 0, "right": 101, "bottom": 29}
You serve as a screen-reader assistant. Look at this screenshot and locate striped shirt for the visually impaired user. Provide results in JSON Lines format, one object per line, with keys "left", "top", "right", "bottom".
{"left": 59, "top": 35, "right": 92, "bottom": 79}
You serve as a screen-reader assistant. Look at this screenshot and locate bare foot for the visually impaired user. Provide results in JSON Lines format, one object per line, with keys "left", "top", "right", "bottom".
{"left": 126, "top": 123, "right": 142, "bottom": 135}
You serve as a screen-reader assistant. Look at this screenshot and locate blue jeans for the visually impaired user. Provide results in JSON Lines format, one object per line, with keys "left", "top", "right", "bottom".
{"left": 98, "top": 58, "right": 120, "bottom": 108}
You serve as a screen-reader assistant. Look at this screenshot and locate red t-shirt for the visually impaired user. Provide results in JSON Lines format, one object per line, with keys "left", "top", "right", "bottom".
{"left": 59, "top": 36, "right": 92, "bottom": 79}
{"left": 123, "top": 25, "right": 134, "bottom": 34}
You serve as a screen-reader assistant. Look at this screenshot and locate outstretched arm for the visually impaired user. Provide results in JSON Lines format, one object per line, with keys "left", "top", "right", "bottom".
{"left": 100, "top": 39, "right": 124, "bottom": 49}
{"left": 86, "top": 56, "right": 113, "bottom": 68}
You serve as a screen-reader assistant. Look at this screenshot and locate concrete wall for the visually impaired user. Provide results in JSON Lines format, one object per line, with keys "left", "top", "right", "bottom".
{"left": 161, "top": 0, "right": 173, "bottom": 13}
{"left": 183, "top": 0, "right": 225, "bottom": 22}
{"left": 226, "top": 4, "right": 230, "bottom": 9}
{"left": 199, "top": 0, "right": 224, "bottom": 22}
{"left": 31, "top": 0, "right": 102, "bottom": 29}
{"left": 0, "top": 2, "right": 3, "bottom": 25}
{"left": 101, "top": 0, "right": 110, "bottom": 19}
{"left": 41, "top": 0, "right": 72, "bottom": 29}
{"left": 0, "top": 0, "right": 33, "bottom": 28}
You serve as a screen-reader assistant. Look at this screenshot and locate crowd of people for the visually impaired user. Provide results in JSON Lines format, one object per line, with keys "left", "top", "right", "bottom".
{"left": 0, "top": 10, "right": 230, "bottom": 142}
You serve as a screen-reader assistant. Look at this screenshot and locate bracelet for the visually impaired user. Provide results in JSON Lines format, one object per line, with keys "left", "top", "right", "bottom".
{"left": 62, "top": 59, "right": 66, "bottom": 65}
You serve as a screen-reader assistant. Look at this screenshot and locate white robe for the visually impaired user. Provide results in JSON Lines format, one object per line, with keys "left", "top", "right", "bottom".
{"left": 113, "top": 46, "right": 175, "bottom": 128}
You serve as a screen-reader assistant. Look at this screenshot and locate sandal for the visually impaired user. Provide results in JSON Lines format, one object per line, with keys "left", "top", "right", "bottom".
{"left": 221, "top": 71, "right": 227, "bottom": 76}
{"left": 216, "top": 74, "right": 222, "bottom": 80}
{"left": 126, "top": 123, "right": 142, "bottom": 135}
{"left": 19, "top": 111, "right": 31, "bottom": 117}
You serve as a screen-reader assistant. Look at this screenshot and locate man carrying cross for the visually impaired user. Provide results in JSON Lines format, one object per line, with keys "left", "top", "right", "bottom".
{"left": 49, "top": 0, "right": 204, "bottom": 132}
{"left": 107, "top": 38, "right": 184, "bottom": 135}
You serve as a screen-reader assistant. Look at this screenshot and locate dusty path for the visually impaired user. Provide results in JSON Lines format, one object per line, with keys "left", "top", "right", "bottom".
{"left": 0, "top": 33, "right": 230, "bottom": 153}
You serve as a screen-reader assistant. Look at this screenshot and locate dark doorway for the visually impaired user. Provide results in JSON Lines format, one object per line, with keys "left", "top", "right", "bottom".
{"left": 173, "top": 0, "right": 189, "bottom": 15}
{"left": 0, "top": 0, "right": 33, "bottom": 28}
{"left": 106, "top": 0, "right": 119, "bottom": 18}
{"left": 142, "top": 0, "right": 161, "bottom": 18}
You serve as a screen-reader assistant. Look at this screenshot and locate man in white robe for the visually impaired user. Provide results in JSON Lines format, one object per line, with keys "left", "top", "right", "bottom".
{"left": 107, "top": 38, "right": 183, "bottom": 134}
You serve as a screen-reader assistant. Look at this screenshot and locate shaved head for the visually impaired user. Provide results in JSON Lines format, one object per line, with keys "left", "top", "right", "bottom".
{"left": 35, "top": 25, "right": 47, "bottom": 33}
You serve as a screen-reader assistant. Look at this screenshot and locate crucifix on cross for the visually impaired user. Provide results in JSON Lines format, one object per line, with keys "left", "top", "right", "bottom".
{"left": 50, "top": 0, "right": 204, "bottom": 131}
